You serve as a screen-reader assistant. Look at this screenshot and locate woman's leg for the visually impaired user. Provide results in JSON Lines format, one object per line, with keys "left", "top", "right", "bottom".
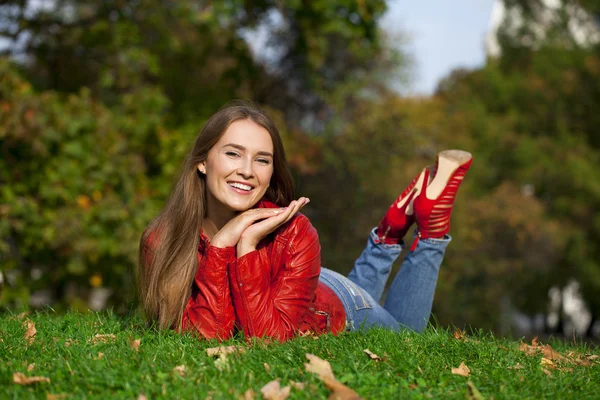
{"left": 347, "top": 168, "right": 428, "bottom": 302}
{"left": 383, "top": 234, "right": 450, "bottom": 332}
{"left": 383, "top": 150, "right": 472, "bottom": 332}
{"left": 346, "top": 228, "right": 403, "bottom": 303}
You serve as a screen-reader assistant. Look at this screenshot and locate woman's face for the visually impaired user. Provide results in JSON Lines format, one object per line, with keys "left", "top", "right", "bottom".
{"left": 200, "top": 119, "right": 274, "bottom": 215}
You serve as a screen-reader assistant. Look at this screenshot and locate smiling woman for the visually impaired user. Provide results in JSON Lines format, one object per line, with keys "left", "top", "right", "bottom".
{"left": 137, "top": 101, "right": 473, "bottom": 341}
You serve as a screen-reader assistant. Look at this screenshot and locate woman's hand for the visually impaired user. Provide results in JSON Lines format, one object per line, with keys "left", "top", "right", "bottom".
{"left": 237, "top": 198, "right": 309, "bottom": 257}
{"left": 210, "top": 208, "right": 286, "bottom": 249}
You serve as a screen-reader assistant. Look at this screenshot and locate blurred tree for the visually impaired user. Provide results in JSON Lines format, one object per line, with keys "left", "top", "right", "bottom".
{"left": 433, "top": 0, "right": 600, "bottom": 330}
{"left": 0, "top": 0, "right": 391, "bottom": 129}
{"left": 0, "top": 60, "right": 167, "bottom": 309}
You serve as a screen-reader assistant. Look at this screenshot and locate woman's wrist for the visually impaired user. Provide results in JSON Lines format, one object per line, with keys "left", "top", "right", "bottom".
{"left": 236, "top": 239, "right": 257, "bottom": 258}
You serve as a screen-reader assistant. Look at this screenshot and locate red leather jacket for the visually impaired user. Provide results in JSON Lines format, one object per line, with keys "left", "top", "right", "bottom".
{"left": 180, "top": 200, "right": 346, "bottom": 341}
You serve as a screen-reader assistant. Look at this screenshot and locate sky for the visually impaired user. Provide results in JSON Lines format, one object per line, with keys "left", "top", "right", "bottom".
{"left": 382, "top": 0, "right": 496, "bottom": 95}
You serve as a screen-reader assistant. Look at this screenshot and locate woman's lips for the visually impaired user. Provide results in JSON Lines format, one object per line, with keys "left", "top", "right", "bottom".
{"left": 228, "top": 181, "right": 254, "bottom": 195}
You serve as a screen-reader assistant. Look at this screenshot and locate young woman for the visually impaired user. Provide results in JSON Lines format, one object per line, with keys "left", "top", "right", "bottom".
{"left": 137, "top": 103, "right": 472, "bottom": 342}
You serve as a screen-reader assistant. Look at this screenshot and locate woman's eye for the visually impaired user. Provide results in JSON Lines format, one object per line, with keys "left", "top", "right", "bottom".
{"left": 226, "top": 151, "right": 240, "bottom": 158}
{"left": 256, "top": 158, "right": 271, "bottom": 165}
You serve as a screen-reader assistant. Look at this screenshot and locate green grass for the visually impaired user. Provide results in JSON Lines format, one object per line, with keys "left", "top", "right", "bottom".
{"left": 1, "top": 311, "right": 599, "bottom": 399}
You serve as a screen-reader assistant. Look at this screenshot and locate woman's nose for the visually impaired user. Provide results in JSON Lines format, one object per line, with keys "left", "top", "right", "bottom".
{"left": 236, "top": 157, "right": 254, "bottom": 179}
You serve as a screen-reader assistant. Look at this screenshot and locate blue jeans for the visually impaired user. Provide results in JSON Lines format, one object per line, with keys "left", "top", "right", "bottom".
{"left": 319, "top": 228, "right": 451, "bottom": 332}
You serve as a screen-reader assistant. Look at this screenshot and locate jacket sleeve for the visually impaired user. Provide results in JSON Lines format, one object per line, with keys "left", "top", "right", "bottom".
{"left": 228, "top": 215, "right": 321, "bottom": 341}
{"left": 182, "top": 245, "right": 236, "bottom": 340}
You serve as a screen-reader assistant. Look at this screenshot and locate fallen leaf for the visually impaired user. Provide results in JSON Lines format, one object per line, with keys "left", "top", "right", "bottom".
{"left": 363, "top": 349, "right": 381, "bottom": 361}
{"left": 16, "top": 311, "right": 30, "bottom": 320}
{"left": 243, "top": 388, "right": 255, "bottom": 400}
{"left": 264, "top": 362, "right": 271, "bottom": 373}
{"left": 130, "top": 338, "right": 141, "bottom": 352}
{"left": 289, "top": 380, "right": 305, "bottom": 390}
{"left": 541, "top": 368, "right": 552, "bottom": 377}
{"left": 321, "top": 378, "right": 361, "bottom": 400}
{"left": 304, "top": 354, "right": 335, "bottom": 381}
{"left": 508, "top": 363, "right": 523, "bottom": 370}
{"left": 206, "top": 345, "right": 245, "bottom": 357}
{"left": 27, "top": 363, "right": 35, "bottom": 372}
{"left": 304, "top": 354, "right": 361, "bottom": 399}
{"left": 531, "top": 337, "right": 539, "bottom": 347}
{"left": 23, "top": 320, "right": 36, "bottom": 344}
{"left": 173, "top": 365, "right": 186, "bottom": 376}
{"left": 539, "top": 344, "right": 569, "bottom": 363}
{"left": 214, "top": 354, "right": 229, "bottom": 371}
{"left": 261, "top": 379, "right": 290, "bottom": 400}
{"left": 518, "top": 342, "right": 538, "bottom": 356}
{"left": 13, "top": 372, "right": 50, "bottom": 385}
{"left": 137, "top": 394, "right": 148, "bottom": 400}
{"left": 95, "top": 352, "right": 104, "bottom": 360}
{"left": 64, "top": 339, "right": 76, "bottom": 347}
{"left": 89, "top": 334, "right": 116, "bottom": 344}
{"left": 541, "top": 357, "right": 556, "bottom": 370}
{"left": 454, "top": 329, "right": 466, "bottom": 341}
{"left": 451, "top": 362, "right": 471, "bottom": 377}
{"left": 408, "top": 383, "right": 418, "bottom": 389}
{"left": 587, "top": 355, "right": 600, "bottom": 361}
{"left": 47, "top": 394, "right": 68, "bottom": 400}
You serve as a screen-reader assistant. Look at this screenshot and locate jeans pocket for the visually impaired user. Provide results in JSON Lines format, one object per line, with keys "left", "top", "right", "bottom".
{"left": 341, "top": 279, "right": 372, "bottom": 311}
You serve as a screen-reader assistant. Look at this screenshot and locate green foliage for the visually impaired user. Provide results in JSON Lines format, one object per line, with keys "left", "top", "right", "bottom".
{"left": 0, "top": 61, "right": 167, "bottom": 309}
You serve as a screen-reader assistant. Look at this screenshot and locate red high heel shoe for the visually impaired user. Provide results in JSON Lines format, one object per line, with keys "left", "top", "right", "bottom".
{"left": 410, "top": 150, "right": 473, "bottom": 250}
{"left": 377, "top": 167, "right": 431, "bottom": 244}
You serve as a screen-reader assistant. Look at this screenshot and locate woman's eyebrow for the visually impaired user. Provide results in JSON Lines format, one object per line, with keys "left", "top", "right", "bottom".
{"left": 223, "top": 143, "right": 273, "bottom": 157}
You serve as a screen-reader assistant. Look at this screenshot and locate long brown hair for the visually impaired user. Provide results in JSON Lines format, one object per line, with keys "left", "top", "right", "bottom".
{"left": 137, "top": 102, "right": 294, "bottom": 330}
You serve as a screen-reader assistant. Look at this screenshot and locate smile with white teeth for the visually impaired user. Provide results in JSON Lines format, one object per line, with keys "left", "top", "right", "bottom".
{"left": 228, "top": 182, "right": 253, "bottom": 191}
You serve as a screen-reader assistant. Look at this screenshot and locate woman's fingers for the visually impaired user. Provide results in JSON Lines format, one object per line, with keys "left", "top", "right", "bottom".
{"left": 244, "top": 197, "right": 309, "bottom": 236}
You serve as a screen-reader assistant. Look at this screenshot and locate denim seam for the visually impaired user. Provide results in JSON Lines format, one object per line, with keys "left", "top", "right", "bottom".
{"left": 320, "top": 272, "right": 372, "bottom": 312}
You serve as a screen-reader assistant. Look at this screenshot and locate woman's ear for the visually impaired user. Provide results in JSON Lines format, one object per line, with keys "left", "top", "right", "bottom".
{"left": 197, "top": 162, "right": 206, "bottom": 175}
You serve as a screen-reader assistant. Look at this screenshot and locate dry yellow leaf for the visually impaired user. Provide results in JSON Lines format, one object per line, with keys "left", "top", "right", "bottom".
{"left": 264, "top": 362, "right": 271, "bottom": 372}
{"left": 205, "top": 345, "right": 245, "bottom": 357}
{"left": 304, "top": 354, "right": 362, "bottom": 400}
{"left": 46, "top": 394, "right": 68, "bottom": 400}
{"left": 304, "top": 354, "right": 335, "bottom": 381}
{"left": 96, "top": 352, "right": 105, "bottom": 360}
{"left": 130, "top": 338, "right": 141, "bottom": 352}
{"left": 23, "top": 320, "right": 36, "bottom": 345}
{"left": 289, "top": 380, "right": 305, "bottom": 390}
{"left": 89, "top": 334, "right": 116, "bottom": 344}
{"left": 541, "top": 357, "right": 556, "bottom": 369}
{"left": 454, "top": 329, "right": 467, "bottom": 341}
{"left": 261, "top": 379, "right": 291, "bottom": 400}
{"left": 451, "top": 362, "right": 471, "bottom": 377}
{"left": 542, "top": 368, "right": 552, "bottom": 376}
{"left": 321, "top": 378, "right": 361, "bottom": 400}
{"left": 137, "top": 394, "right": 148, "bottom": 400}
{"left": 508, "top": 363, "right": 523, "bottom": 370}
{"left": 27, "top": 363, "right": 35, "bottom": 372}
{"left": 173, "top": 365, "right": 186, "bottom": 376}
{"left": 13, "top": 372, "right": 50, "bottom": 385}
{"left": 363, "top": 349, "right": 381, "bottom": 361}
{"left": 243, "top": 388, "right": 255, "bottom": 400}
